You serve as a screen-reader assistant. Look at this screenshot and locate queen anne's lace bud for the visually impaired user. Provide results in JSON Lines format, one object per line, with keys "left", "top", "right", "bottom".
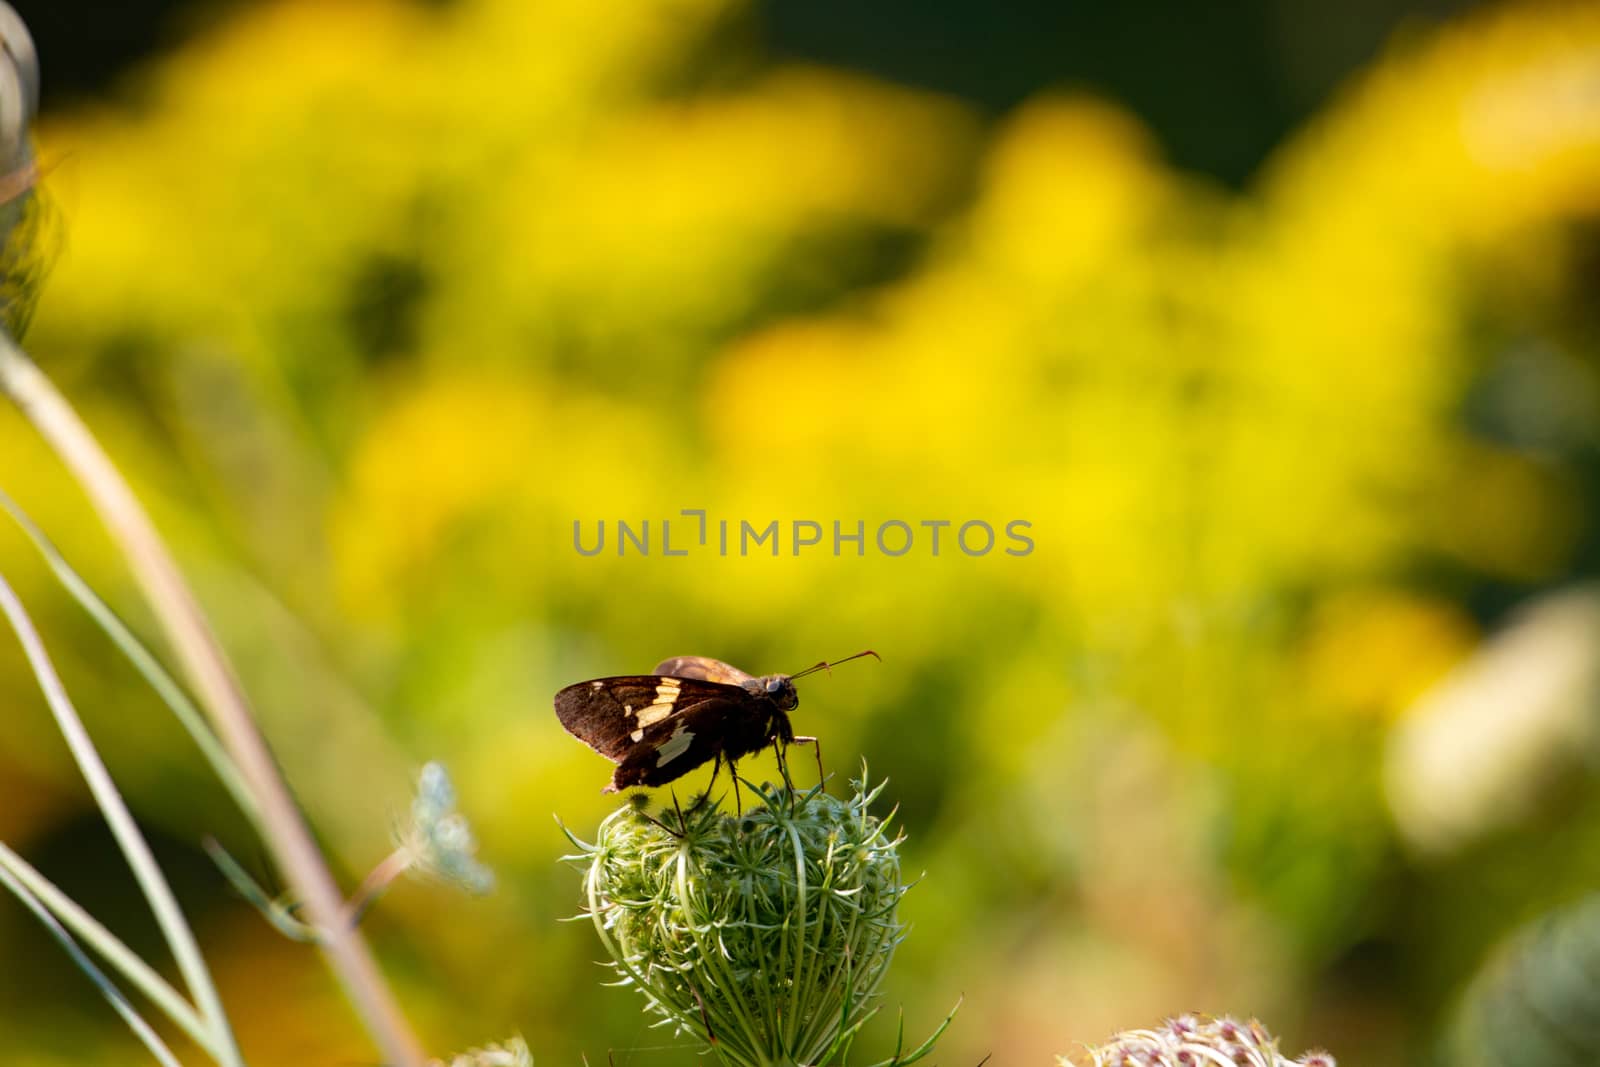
{"left": 566, "top": 773, "right": 911, "bottom": 1067}
{"left": 1062, "top": 1015, "right": 1335, "bottom": 1067}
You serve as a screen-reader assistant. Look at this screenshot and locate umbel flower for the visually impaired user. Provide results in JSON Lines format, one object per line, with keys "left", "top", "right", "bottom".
{"left": 565, "top": 770, "right": 945, "bottom": 1067}
{"left": 398, "top": 761, "right": 495, "bottom": 895}
{"left": 428, "top": 1035, "right": 532, "bottom": 1067}
{"left": 1063, "top": 1015, "right": 1335, "bottom": 1067}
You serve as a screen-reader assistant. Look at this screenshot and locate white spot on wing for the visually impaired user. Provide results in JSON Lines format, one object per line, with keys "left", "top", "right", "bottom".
{"left": 636, "top": 702, "right": 675, "bottom": 728}
{"left": 630, "top": 728, "right": 645, "bottom": 742}
{"left": 590, "top": 680, "right": 603, "bottom": 690}
{"left": 655, "top": 726, "right": 695, "bottom": 766}
{"left": 623, "top": 704, "right": 633, "bottom": 716}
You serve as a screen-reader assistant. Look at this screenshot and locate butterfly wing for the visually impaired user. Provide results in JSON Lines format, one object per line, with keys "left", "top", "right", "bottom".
{"left": 553, "top": 674, "right": 746, "bottom": 760}
{"left": 651, "top": 656, "right": 754, "bottom": 685}
{"left": 604, "top": 698, "right": 757, "bottom": 791}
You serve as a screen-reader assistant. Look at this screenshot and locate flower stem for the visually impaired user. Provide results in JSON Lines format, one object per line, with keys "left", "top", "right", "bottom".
{"left": 0, "top": 839, "right": 214, "bottom": 1053}
{"left": 0, "top": 572, "right": 242, "bottom": 1065}
{"left": 344, "top": 847, "right": 415, "bottom": 928}
{"left": 0, "top": 851, "right": 184, "bottom": 1067}
{"left": 0, "top": 486, "right": 263, "bottom": 832}
{"left": 0, "top": 335, "right": 428, "bottom": 1066}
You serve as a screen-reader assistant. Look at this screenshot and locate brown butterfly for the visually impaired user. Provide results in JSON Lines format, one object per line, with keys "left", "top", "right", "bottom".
{"left": 553, "top": 651, "right": 878, "bottom": 794}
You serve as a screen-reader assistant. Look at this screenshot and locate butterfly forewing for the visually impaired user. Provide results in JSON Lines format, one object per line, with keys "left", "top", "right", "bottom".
{"left": 553, "top": 674, "right": 745, "bottom": 760}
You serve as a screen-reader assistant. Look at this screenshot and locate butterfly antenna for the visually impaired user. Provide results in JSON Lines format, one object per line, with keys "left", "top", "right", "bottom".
{"left": 788, "top": 649, "right": 880, "bottom": 681}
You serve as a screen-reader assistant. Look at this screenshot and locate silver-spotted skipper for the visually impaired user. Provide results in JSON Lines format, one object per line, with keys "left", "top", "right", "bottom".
{"left": 554, "top": 651, "right": 879, "bottom": 794}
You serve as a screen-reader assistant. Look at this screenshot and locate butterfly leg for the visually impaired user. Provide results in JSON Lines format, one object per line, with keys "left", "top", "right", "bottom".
{"left": 689, "top": 753, "right": 723, "bottom": 814}
{"left": 706, "top": 751, "right": 722, "bottom": 795}
{"left": 688, "top": 983, "right": 719, "bottom": 1047}
{"left": 773, "top": 739, "right": 797, "bottom": 793}
{"left": 727, "top": 756, "right": 742, "bottom": 816}
{"left": 791, "top": 734, "right": 825, "bottom": 787}
{"left": 770, "top": 711, "right": 803, "bottom": 793}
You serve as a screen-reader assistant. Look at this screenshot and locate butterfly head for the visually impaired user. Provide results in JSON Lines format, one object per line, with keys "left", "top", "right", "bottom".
{"left": 751, "top": 673, "right": 799, "bottom": 710}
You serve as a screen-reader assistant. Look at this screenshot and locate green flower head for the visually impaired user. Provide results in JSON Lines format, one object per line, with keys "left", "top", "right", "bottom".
{"left": 566, "top": 771, "right": 919, "bottom": 1067}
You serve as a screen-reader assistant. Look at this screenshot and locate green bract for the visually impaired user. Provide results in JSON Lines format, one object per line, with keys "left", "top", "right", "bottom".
{"left": 567, "top": 773, "right": 915, "bottom": 1067}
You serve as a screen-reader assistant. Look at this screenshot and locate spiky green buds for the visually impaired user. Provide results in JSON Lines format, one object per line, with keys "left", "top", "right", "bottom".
{"left": 1063, "top": 1016, "right": 1335, "bottom": 1067}
{"left": 566, "top": 773, "right": 915, "bottom": 1067}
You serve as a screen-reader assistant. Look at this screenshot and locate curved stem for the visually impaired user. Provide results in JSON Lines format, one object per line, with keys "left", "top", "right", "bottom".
{"left": 0, "top": 572, "right": 242, "bottom": 1066}
{"left": 0, "top": 336, "right": 428, "bottom": 1065}
{"left": 0, "top": 486, "right": 262, "bottom": 831}
{"left": 0, "top": 852, "right": 184, "bottom": 1067}
{"left": 0, "top": 839, "right": 213, "bottom": 1053}
{"left": 343, "top": 847, "right": 414, "bottom": 928}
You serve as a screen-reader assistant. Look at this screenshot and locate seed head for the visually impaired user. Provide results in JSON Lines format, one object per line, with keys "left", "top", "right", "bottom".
{"left": 566, "top": 772, "right": 907, "bottom": 1067}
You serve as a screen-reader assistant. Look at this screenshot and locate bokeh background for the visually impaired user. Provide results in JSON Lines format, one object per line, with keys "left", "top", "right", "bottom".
{"left": 1, "top": 0, "right": 1599, "bottom": 1063}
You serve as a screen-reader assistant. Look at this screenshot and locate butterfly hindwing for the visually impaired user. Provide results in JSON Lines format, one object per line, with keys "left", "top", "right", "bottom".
{"left": 651, "top": 656, "right": 754, "bottom": 685}
{"left": 605, "top": 696, "right": 754, "bottom": 791}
